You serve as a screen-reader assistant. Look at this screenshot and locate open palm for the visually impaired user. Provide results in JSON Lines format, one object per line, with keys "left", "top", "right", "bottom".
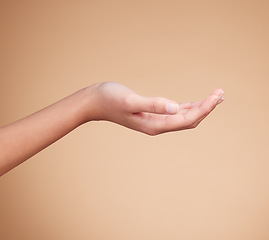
{"left": 91, "top": 82, "right": 224, "bottom": 135}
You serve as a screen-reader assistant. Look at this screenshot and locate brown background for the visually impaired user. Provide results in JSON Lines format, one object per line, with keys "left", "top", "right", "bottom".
{"left": 0, "top": 0, "right": 269, "bottom": 239}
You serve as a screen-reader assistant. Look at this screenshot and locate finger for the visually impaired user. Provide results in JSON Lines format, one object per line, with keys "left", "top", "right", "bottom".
{"left": 179, "top": 88, "right": 224, "bottom": 109}
{"left": 178, "top": 101, "right": 203, "bottom": 110}
{"left": 130, "top": 90, "right": 224, "bottom": 135}
{"left": 130, "top": 95, "right": 180, "bottom": 115}
{"left": 178, "top": 102, "right": 193, "bottom": 110}
{"left": 183, "top": 89, "right": 224, "bottom": 126}
{"left": 188, "top": 89, "right": 224, "bottom": 126}
{"left": 159, "top": 96, "right": 222, "bottom": 133}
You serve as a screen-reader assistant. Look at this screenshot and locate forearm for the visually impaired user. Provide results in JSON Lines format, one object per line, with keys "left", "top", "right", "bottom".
{"left": 0, "top": 86, "right": 93, "bottom": 176}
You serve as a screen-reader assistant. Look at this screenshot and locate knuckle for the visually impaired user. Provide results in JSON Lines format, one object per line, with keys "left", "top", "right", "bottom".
{"left": 122, "top": 94, "right": 135, "bottom": 110}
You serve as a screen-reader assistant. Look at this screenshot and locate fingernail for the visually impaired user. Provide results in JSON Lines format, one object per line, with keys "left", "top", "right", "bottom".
{"left": 165, "top": 103, "right": 179, "bottom": 114}
{"left": 218, "top": 90, "right": 224, "bottom": 97}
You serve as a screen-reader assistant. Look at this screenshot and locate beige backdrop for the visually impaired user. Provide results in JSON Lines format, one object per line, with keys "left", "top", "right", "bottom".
{"left": 1, "top": 0, "right": 269, "bottom": 239}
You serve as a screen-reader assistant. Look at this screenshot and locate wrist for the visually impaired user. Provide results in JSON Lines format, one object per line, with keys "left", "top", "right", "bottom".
{"left": 79, "top": 83, "right": 102, "bottom": 124}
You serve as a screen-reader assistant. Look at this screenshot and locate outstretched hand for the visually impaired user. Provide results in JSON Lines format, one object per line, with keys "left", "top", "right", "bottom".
{"left": 0, "top": 81, "right": 224, "bottom": 175}
{"left": 88, "top": 82, "right": 224, "bottom": 135}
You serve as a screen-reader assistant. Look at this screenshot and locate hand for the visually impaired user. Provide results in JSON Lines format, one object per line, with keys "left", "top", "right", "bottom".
{"left": 88, "top": 82, "right": 224, "bottom": 135}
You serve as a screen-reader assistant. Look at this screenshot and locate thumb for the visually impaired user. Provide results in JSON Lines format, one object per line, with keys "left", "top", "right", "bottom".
{"left": 130, "top": 95, "right": 179, "bottom": 114}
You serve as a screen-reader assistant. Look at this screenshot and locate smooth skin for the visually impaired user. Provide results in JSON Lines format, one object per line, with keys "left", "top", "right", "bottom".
{"left": 0, "top": 82, "right": 224, "bottom": 176}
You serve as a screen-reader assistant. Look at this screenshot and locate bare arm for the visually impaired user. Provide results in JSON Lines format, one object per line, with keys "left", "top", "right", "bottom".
{"left": 0, "top": 82, "right": 224, "bottom": 176}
